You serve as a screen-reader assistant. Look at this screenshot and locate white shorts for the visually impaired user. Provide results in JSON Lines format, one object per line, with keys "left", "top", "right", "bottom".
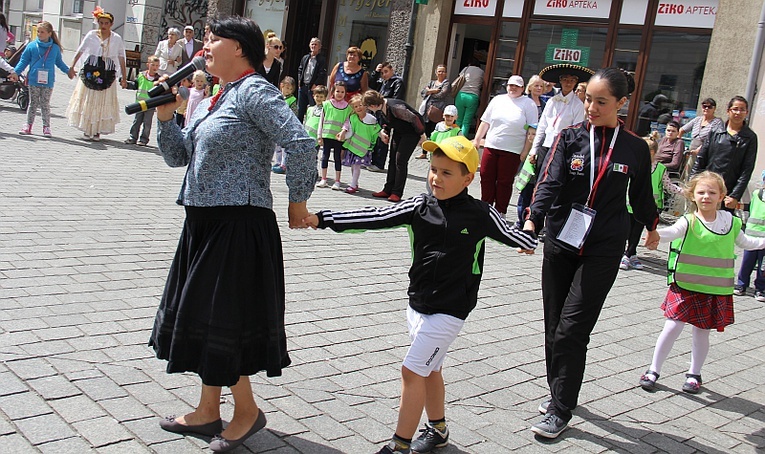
{"left": 403, "top": 306, "right": 465, "bottom": 377}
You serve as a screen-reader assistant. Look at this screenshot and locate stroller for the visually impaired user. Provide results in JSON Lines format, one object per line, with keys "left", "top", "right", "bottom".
{"left": 0, "top": 41, "right": 30, "bottom": 111}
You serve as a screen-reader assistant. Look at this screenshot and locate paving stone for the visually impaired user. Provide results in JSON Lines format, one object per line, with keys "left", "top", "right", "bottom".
{"left": 0, "top": 433, "right": 39, "bottom": 454}
{"left": 26, "top": 374, "right": 82, "bottom": 400}
{"left": 98, "top": 396, "right": 155, "bottom": 423}
{"left": 72, "top": 416, "right": 134, "bottom": 448}
{"left": 49, "top": 394, "right": 109, "bottom": 424}
{"left": 38, "top": 436, "right": 97, "bottom": 453}
{"left": 14, "top": 413, "right": 76, "bottom": 445}
{"left": 74, "top": 377, "right": 129, "bottom": 402}
{"left": 0, "top": 391, "right": 53, "bottom": 420}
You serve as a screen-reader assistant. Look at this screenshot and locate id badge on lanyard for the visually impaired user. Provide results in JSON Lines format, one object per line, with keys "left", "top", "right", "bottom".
{"left": 557, "top": 125, "right": 619, "bottom": 249}
{"left": 37, "top": 70, "right": 49, "bottom": 85}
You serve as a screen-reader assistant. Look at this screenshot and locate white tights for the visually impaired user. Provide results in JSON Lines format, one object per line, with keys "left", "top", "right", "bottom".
{"left": 350, "top": 164, "right": 362, "bottom": 188}
{"left": 649, "top": 319, "right": 710, "bottom": 376}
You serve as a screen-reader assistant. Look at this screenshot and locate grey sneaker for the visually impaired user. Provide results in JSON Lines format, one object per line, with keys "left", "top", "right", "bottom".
{"left": 629, "top": 255, "right": 644, "bottom": 270}
{"left": 538, "top": 399, "right": 551, "bottom": 415}
{"left": 733, "top": 286, "right": 745, "bottom": 296}
{"left": 410, "top": 423, "right": 449, "bottom": 453}
{"left": 755, "top": 291, "right": 765, "bottom": 302}
{"left": 530, "top": 413, "right": 568, "bottom": 439}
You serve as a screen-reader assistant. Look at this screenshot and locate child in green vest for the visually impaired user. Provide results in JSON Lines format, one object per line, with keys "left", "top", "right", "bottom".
{"left": 316, "top": 81, "right": 351, "bottom": 190}
{"left": 415, "top": 105, "right": 460, "bottom": 159}
{"left": 337, "top": 94, "right": 384, "bottom": 194}
{"left": 734, "top": 169, "right": 765, "bottom": 300}
{"left": 303, "top": 85, "right": 327, "bottom": 147}
{"left": 125, "top": 56, "right": 160, "bottom": 145}
{"left": 620, "top": 132, "right": 683, "bottom": 270}
{"left": 272, "top": 76, "right": 298, "bottom": 174}
{"left": 639, "top": 171, "right": 765, "bottom": 394}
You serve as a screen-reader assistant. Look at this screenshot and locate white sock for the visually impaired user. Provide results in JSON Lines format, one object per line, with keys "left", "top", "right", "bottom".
{"left": 649, "top": 319, "right": 685, "bottom": 374}
{"left": 350, "top": 164, "right": 361, "bottom": 188}
{"left": 689, "top": 326, "right": 710, "bottom": 376}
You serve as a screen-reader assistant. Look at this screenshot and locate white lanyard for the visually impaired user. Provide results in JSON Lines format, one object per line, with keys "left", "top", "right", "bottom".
{"left": 587, "top": 124, "right": 619, "bottom": 204}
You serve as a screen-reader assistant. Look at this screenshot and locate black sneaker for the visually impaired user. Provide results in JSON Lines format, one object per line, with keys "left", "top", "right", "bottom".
{"left": 410, "top": 423, "right": 449, "bottom": 453}
{"left": 531, "top": 413, "right": 568, "bottom": 439}
{"left": 538, "top": 399, "right": 551, "bottom": 415}
{"left": 733, "top": 286, "right": 745, "bottom": 296}
{"left": 376, "top": 440, "right": 411, "bottom": 454}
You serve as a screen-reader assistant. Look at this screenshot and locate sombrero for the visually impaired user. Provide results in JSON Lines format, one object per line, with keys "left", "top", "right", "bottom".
{"left": 539, "top": 64, "right": 594, "bottom": 83}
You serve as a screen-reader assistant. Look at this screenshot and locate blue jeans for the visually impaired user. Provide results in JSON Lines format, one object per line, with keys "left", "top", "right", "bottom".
{"left": 736, "top": 248, "right": 765, "bottom": 291}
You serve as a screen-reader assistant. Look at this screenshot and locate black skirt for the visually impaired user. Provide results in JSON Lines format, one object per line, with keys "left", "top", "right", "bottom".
{"left": 149, "top": 205, "right": 290, "bottom": 386}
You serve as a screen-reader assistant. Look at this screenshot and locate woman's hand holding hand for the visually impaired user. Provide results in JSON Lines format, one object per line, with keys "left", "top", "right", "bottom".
{"left": 724, "top": 196, "right": 738, "bottom": 209}
{"left": 303, "top": 214, "right": 319, "bottom": 229}
{"left": 288, "top": 202, "right": 311, "bottom": 229}
{"left": 67, "top": 68, "right": 76, "bottom": 79}
{"left": 644, "top": 229, "right": 660, "bottom": 250}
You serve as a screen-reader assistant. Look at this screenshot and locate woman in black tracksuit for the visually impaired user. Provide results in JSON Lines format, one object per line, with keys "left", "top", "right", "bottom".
{"left": 524, "top": 68, "right": 660, "bottom": 439}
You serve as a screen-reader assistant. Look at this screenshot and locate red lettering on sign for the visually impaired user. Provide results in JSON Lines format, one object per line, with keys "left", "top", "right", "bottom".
{"left": 464, "top": 0, "right": 489, "bottom": 7}
{"left": 658, "top": 3, "right": 686, "bottom": 15}
{"left": 554, "top": 48, "right": 581, "bottom": 63}
{"left": 547, "top": 0, "right": 568, "bottom": 7}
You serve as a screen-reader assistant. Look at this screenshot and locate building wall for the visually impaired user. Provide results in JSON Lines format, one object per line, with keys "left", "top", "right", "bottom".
{"left": 407, "top": 0, "right": 454, "bottom": 108}
{"left": 700, "top": 0, "right": 763, "bottom": 110}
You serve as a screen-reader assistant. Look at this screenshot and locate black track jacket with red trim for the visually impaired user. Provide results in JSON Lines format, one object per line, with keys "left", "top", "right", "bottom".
{"left": 528, "top": 120, "right": 660, "bottom": 256}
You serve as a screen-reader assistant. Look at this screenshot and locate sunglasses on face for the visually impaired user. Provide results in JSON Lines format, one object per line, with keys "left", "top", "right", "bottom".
{"left": 271, "top": 45, "right": 283, "bottom": 50}
{"left": 701, "top": 104, "right": 714, "bottom": 109}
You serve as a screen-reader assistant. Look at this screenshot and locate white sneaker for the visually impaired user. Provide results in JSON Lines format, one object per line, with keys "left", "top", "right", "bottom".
{"left": 316, "top": 179, "right": 328, "bottom": 188}
{"left": 629, "top": 255, "right": 644, "bottom": 270}
{"left": 331, "top": 181, "right": 343, "bottom": 191}
{"left": 619, "top": 255, "right": 630, "bottom": 270}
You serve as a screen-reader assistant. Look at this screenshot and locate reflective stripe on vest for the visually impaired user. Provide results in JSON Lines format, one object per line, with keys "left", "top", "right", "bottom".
{"left": 651, "top": 162, "right": 666, "bottom": 209}
{"left": 667, "top": 213, "right": 742, "bottom": 295}
{"left": 321, "top": 101, "right": 351, "bottom": 138}
{"left": 746, "top": 189, "right": 765, "bottom": 237}
{"left": 515, "top": 157, "right": 536, "bottom": 192}
{"left": 305, "top": 107, "right": 322, "bottom": 140}
{"left": 344, "top": 115, "right": 381, "bottom": 157}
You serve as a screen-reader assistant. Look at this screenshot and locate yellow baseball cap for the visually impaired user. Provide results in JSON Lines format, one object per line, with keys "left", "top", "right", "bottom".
{"left": 421, "top": 135, "right": 479, "bottom": 173}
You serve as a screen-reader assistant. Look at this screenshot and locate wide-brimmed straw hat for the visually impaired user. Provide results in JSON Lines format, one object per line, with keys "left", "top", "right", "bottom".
{"left": 539, "top": 64, "right": 594, "bottom": 83}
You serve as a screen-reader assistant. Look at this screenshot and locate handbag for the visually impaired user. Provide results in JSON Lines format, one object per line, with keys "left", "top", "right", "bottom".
{"left": 427, "top": 104, "right": 443, "bottom": 123}
{"left": 80, "top": 56, "right": 116, "bottom": 91}
{"left": 450, "top": 74, "right": 466, "bottom": 98}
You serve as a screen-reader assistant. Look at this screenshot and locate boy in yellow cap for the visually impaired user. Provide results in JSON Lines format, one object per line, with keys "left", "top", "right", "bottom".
{"left": 303, "top": 135, "right": 537, "bottom": 454}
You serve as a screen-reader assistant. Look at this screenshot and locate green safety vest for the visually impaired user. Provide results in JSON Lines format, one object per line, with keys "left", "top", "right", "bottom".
{"left": 304, "top": 106, "right": 322, "bottom": 141}
{"left": 135, "top": 72, "right": 157, "bottom": 101}
{"left": 344, "top": 115, "right": 381, "bottom": 157}
{"left": 746, "top": 189, "right": 765, "bottom": 237}
{"left": 286, "top": 95, "right": 296, "bottom": 108}
{"left": 667, "top": 213, "right": 742, "bottom": 295}
{"left": 515, "top": 157, "right": 536, "bottom": 192}
{"left": 429, "top": 125, "right": 460, "bottom": 144}
{"left": 321, "top": 101, "right": 351, "bottom": 139}
{"left": 626, "top": 161, "right": 667, "bottom": 214}
{"left": 652, "top": 162, "right": 666, "bottom": 209}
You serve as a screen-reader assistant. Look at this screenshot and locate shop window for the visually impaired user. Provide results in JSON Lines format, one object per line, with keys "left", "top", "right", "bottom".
{"left": 490, "top": 21, "right": 520, "bottom": 96}
{"left": 331, "top": 1, "right": 392, "bottom": 70}
{"left": 447, "top": 22, "right": 490, "bottom": 88}
{"left": 245, "top": 0, "right": 286, "bottom": 39}
{"left": 522, "top": 24, "right": 608, "bottom": 80}
{"left": 613, "top": 27, "right": 642, "bottom": 120}
{"left": 640, "top": 30, "right": 711, "bottom": 127}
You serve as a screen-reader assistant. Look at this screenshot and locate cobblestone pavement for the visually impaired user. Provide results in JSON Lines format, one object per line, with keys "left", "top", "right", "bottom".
{"left": 1, "top": 79, "right": 764, "bottom": 453}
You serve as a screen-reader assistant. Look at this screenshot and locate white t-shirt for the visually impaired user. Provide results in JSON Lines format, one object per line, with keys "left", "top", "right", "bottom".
{"left": 533, "top": 90, "right": 585, "bottom": 150}
{"left": 481, "top": 94, "right": 538, "bottom": 154}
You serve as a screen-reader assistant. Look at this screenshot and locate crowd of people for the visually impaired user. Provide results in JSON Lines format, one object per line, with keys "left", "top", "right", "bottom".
{"left": 2, "top": 9, "right": 763, "bottom": 453}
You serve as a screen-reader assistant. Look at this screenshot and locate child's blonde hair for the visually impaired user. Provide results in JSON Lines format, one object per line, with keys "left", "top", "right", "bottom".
{"left": 684, "top": 170, "right": 726, "bottom": 212}
{"left": 643, "top": 131, "right": 660, "bottom": 154}
{"left": 192, "top": 70, "right": 206, "bottom": 83}
{"left": 280, "top": 76, "right": 295, "bottom": 94}
{"left": 37, "top": 21, "right": 62, "bottom": 49}
{"left": 349, "top": 93, "right": 364, "bottom": 106}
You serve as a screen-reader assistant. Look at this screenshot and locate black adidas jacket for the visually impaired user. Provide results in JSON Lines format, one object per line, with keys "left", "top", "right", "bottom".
{"left": 317, "top": 190, "right": 537, "bottom": 320}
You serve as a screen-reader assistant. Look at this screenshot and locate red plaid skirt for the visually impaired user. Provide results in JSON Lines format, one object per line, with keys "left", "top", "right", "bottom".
{"left": 662, "top": 283, "right": 734, "bottom": 332}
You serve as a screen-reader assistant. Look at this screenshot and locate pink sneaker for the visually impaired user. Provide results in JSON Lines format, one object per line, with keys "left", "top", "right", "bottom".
{"left": 19, "top": 124, "right": 32, "bottom": 135}
{"left": 43, "top": 126, "right": 52, "bottom": 137}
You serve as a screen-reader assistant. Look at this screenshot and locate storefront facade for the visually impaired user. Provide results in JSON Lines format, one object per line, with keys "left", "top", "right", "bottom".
{"left": 445, "top": 0, "right": 718, "bottom": 130}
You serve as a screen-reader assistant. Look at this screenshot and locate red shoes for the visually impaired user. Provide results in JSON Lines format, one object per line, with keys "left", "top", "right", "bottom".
{"left": 387, "top": 194, "right": 401, "bottom": 202}
{"left": 372, "top": 190, "right": 390, "bottom": 198}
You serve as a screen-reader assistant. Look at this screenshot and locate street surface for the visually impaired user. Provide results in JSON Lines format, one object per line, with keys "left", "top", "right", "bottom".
{"left": 0, "top": 79, "right": 764, "bottom": 453}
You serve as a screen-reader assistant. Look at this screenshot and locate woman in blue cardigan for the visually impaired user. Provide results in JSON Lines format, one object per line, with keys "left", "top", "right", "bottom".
{"left": 14, "top": 21, "right": 73, "bottom": 137}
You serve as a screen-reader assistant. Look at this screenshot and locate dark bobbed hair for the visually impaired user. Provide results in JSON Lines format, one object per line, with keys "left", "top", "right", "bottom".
{"left": 701, "top": 97, "right": 716, "bottom": 107}
{"left": 0, "top": 13, "right": 8, "bottom": 31}
{"left": 590, "top": 67, "right": 635, "bottom": 100}
{"left": 208, "top": 16, "right": 265, "bottom": 71}
{"left": 727, "top": 95, "right": 748, "bottom": 110}
{"left": 363, "top": 90, "right": 384, "bottom": 106}
{"left": 667, "top": 120, "right": 681, "bottom": 129}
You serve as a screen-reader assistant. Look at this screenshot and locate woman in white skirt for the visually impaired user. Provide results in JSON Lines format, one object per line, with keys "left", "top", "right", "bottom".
{"left": 66, "top": 8, "right": 127, "bottom": 141}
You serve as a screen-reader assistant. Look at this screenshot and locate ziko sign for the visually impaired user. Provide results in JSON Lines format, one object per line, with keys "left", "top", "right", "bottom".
{"left": 534, "top": 0, "right": 612, "bottom": 19}
{"left": 655, "top": 0, "right": 718, "bottom": 28}
{"left": 454, "top": 0, "right": 498, "bottom": 16}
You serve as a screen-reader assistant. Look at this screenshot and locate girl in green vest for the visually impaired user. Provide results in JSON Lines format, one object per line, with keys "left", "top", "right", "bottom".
{"left": 640, "top": 171, "right": 765, "bottom": 394}
{"left": 620, "top": 132, "right": 682, "bottom": 270}
{"left": 415, "top": 105, "right": 461, "bottom": 159}
{"left": 272, "top": 76, "right": 298, "bottom": 174}
{"left": 734, "top": 170, "right": 765, "bottom": 300}
{"left": 338, "top": 94, "right": 383, "bottom": 194}
{"left": 316, "top": 82, "right": 351, "bottom": 190}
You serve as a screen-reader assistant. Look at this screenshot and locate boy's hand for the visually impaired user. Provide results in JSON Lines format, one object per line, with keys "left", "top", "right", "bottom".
{"left": 644, "top": 229, "right": 660, "bottom": 250}
{"left": 303, "top": 214, "right": 319, "bottom": 229}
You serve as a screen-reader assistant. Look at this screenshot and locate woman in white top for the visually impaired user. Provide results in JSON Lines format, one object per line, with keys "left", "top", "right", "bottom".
{"left": 472, "top": 75, "right": 537, "bottom": 217}
{"left": 66, "top": 9, "right": 127, "bottom": 141}
{"left": 454, "top": 58, "right": 484, "bottom": 136}
{"left": 154, "top": 28, "right": 183, "bottom": 76}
